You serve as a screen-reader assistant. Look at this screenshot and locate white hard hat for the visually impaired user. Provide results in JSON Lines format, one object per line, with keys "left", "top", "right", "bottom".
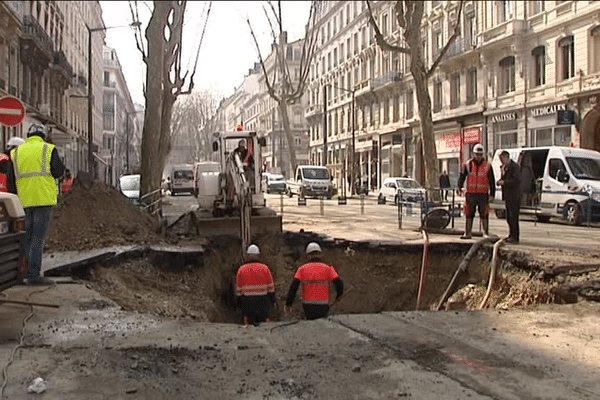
{"left": 473, "top": 144, "right": 484, "bottom": 154}
{"left": 246, "top": 244, "right": 260, "bottom": 256}
{"left": 306, "top": 242, "right": 322, "bottom": 254}
{"left": 6, "top": 137, "right": 25, "bottom": 150}
{"left": 27, "top": 123, "right": 47, "bottom": 138}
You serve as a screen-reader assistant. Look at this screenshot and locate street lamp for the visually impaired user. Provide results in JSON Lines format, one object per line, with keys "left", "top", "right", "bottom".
{"left": 331, "top": 84, "right": 356, "bottom": 196}
{"left": 86, "top": 21, "right": 140, "bottom": 176}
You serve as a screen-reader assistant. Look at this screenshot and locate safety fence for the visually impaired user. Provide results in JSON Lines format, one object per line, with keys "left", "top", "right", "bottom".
{"left": 141, "top": 188, "right": 163, "bottom": 217}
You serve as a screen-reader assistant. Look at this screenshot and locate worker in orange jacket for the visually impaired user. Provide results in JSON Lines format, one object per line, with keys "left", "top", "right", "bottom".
{"left": 61, "top": 169, "right": 74, "bottom": 194}
{"left": 235, "top": 244, "right": 277, "bottom": 327}
{"left": 285, "top": 242, "right": 344, "bottom": 320}
{"left": 0, "top": 137, "right": 25, "bottom": 193}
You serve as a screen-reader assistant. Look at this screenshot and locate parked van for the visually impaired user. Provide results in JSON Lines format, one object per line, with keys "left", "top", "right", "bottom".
{"left": 170, "top": 164, "right": 194, "bottom": 195}
{"left": 490, "top": 146, "right": 600, "bottom": 225}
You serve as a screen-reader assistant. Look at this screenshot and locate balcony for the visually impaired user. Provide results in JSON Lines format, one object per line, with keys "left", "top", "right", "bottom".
{"left": 103, "top": 58, "right": 121, "bottom": 69}
{"left": 304, "top": 104, "right": 323, "bottom": 118}
{"left": 20, "top": 15, "right": 54, "bottom": 62}
{"left": 481, "top": 19, "right": 526, "bottom": 46}
{"left": 373, "top": 71, "right": 402, "bottom": 90}
{"left": 51, "top": 50, "right": 73, "bottom": 83}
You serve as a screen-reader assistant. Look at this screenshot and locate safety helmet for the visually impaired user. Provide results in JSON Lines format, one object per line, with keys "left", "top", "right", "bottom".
{"left": 305, "top": 242, "right": 322, "bottom": 254}
{"left": 246, "top": 244, "right": 260, "bottom": 256}
{"left": 473, "top": 144, "right": 484, "bottom": 154}
{"left": 27, "top": 123, "right": 47, "bottom": 139}
{"left": 6, "top": 137, "right": 25, "bottom": 150}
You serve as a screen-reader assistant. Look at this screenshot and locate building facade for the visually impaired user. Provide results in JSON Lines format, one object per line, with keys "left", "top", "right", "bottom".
{"left": 102, "top": 46, "right": 137, "bottom": 186}
{"left": 305, "top": 0, "right": 600, "bottom": 190}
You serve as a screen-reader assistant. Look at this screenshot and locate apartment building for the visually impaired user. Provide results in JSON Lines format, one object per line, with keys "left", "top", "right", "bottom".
{"left": 305, "top": 0, "right": 600, "bottom": 189}
{"left": 102, "top": 46, "right": 137, "bottom": 186}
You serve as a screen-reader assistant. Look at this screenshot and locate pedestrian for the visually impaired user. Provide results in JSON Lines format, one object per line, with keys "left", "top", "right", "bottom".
{"left": 439, "top": 170, "right": 451, "bottom": 201}
{"left": 285, "top": 242, "right": 344, "bottom": 320}
{"left": 0, "top": 137, "right": 25, "bottom": 194}
{"left": 497, "top": 150, "right": 521, "bottom": 244}
{"left": 61, "top": 169, "right": 74, "bottom": 194}
{"left": 457, "top": 144, "right": 495, "bottom": 239}
{"left": 235, "top": 244, "right": 277, "bottom": 327}
{"left": 11, "top": 123, "right": 65, "bottom": 285}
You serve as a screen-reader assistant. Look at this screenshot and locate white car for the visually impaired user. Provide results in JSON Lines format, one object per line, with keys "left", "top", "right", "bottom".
{"left": 378, "top": 177, "right": 426, "bottom": 204}
{"left": 119, "top": 174, "right": 141, "bottom": 204}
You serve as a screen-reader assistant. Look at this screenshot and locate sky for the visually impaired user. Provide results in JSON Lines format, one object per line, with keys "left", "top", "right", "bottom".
{"left": 100, "top": 1, "right": 311, "bottom": 106}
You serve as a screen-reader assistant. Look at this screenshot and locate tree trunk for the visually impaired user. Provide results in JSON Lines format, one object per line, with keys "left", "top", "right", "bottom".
{"left": 140, "top": 3, "right": 168, "bottom": 199}
{"left": 278, "top": 100, "right": 297, "bottom": 175}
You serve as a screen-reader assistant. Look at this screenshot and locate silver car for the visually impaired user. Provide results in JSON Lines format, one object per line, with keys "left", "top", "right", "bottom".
{"left": 378, "top": 177, "right": 426, "bottom": 204}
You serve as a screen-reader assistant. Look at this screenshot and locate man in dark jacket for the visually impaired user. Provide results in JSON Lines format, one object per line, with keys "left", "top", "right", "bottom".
{"left": 498, "top": 151, "right": 521, "bottom": 243}
{"left": 439, "top": 170, "right": 451, "bottom": 201}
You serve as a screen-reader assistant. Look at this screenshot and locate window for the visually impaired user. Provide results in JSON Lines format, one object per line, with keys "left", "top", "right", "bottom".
{"left": 532, "top": 46, "right": 546, "bottom": 87}
{"left": 450, "top": 73, "right": 460, "bottom": 109}
{"left": 530, "top": 126, "right": 571, "bottom": 147}
{"left": 382, "top": 13, "right": 388, "bottom": 36}
{"left": 406, "top": 90, "right": 414, "bottom": 119}
{"left": 433, "top": 81, "right": 443, "bottom": 113}
{"left": 494, "top": 121, "right": 518, "bottom": 149}
{"left": 499, "top": 56, "right": 515, "bottom": 94}
{"left": 383, "top": 98, "right": 389, "bottom": 124}
{"left": 464, "top": 13, "right": 475, "bottom": 46}
{"left": 531, "top": 1, "right": 545, "bottom": 15}
{"left": 466, "top": 67, "right": 477, "bottom": 104}
{"left": 591, "top": 26, "right": 600, "bottom": 73}
{"left": 393, "top": 95, "right": 400, "bottom": 122}
{"left": 433, "top": 30, "right": 442, "bottom": 57}
{"left": 548, "top": 158, "right": 567, "bottom": 181}
{"left": 103, "top": 71, "right": 110, "bottom": 86}
{"left": 559, "top": 35, "right": 575, "bottom": 80}
{"left": 498, "top": 1, "right": 513, "bottom": 24}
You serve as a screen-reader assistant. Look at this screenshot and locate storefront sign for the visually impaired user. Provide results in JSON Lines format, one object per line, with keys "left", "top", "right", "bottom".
{"left": 490, "top": 113, "right": 517, "bottom": 123}
{"left": 530, "top": 103, "right": 567, "bottom": 118}
{"left": 557, "top": 110, "right": 576, "bottom": 125}
{"left": 463, "top": 127, "right": 481, "bottom": 144}
{"left": 436, "top": 132, "right": 460, "bottom": 154}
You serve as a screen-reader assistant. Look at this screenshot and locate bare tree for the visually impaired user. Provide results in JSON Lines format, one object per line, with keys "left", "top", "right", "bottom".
{"left": 171, "top": 90, "right": 220, "bottom": 162}
{"left": 129, "top": 0, "right": 211, "bottom": 212}
{"left": 246, "top": 1, "right": 321, "bottom": 174}
{"left": 367, "top": 1, "right": 463, "bottom": 191}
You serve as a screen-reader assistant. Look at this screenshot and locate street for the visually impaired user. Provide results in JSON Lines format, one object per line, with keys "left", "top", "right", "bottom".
{"left": 163, "top": 192, "right": 600, "bottom": 252}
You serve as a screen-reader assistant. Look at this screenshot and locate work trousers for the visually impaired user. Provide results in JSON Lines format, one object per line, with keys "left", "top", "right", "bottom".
{"left": 302, "top": 304, "right": 330, "bottom": 320}
{"left": 464, "top": 193, "right": 489, "bottom": 219}
{"left": 505, "top": 200, "right": 520, "bottom": 240}
{"left": 240, "top": 295, "right": 272, "bottom": 326}
{"left": 24, "top": 206, "right": 54, "bottom": 281}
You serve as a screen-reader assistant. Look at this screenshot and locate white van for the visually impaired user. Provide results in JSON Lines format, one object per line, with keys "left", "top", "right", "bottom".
{"left": 490, "top": 146, "right": 600, "bottom": 225}
{"left": 170, "top": 164, "right": 194, "bottom": 195}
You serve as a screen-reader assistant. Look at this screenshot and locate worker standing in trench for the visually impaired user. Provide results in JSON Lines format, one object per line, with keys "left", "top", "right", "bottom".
{"left": 285, "top": 242, "right": 344, "bottom": 320}
{"left": 235, "top": 244, "right": 277, "bottom": 327}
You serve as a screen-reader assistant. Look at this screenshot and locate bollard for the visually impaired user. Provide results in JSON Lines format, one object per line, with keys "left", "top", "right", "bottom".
{"left": 451, "top": 189, "right": 455, "bottom": 228}
{"left": 298, "top": 195, "right": 307, "bottom": 206}
{"left": 360, "top": 194, "right": 365, "bottom": 215}
{"left": 320, "top": 197, "right": 324, "bottom": 215}
{"left": 397, "top": 195, "right": 403, "bottom": 229}
{"left": 338, "top": 196, "right": 347, "bottom": 205}
{"left": 280, "top": 193, "right": 284, "bottom": 215}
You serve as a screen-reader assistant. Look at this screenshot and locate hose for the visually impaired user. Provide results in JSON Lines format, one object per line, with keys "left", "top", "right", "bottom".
{"left": 479, "top": 238, "right": 505, "bottom": 310}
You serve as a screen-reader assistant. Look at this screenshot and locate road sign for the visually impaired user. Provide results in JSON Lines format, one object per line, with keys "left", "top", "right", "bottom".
{"left": 0, "top": 96, "right": 26, "bottom": 127}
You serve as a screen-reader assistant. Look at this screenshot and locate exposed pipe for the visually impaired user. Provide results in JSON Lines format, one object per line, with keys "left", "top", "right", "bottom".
{"left": 416, "top": 229, "right": 430, "bottom": 311}
{"left": 479, "top": 238, "right": 505, "bottom": 309}
{"left": 0, "top": 298, "right": 60, "bottom": 308}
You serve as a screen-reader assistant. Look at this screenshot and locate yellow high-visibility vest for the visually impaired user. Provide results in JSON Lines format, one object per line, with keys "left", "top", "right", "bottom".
{"left": 11, "top": 136, "right": 57, "bottom": 208}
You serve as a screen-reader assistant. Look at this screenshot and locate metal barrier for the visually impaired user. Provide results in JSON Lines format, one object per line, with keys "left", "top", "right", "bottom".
{"left": 141, "top": 188, "right": 163, "bottom": 217}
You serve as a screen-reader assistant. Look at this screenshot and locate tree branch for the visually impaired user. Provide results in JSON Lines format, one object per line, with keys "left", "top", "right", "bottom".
{"left": 426, "top": 0, "right": 464, "bottom": 78}
{"left": 366, "top": 0, "right": 410, "bottom": 54}
{"left": 247, "top": 17, "right": 279, "bottom": 101}
{"left": 129, "top": 1, "right": 148, "bottom": 61}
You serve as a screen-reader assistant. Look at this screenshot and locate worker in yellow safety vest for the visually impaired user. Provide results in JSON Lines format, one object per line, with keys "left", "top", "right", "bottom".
{"left": 11, "top": 123, "right": 65, "bottom": 285}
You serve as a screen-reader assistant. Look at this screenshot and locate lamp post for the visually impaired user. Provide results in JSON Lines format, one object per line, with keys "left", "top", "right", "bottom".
{"left": 86, "top": 21, "right": 140, "bottom": 176}
{"left": 331, "top": 84, "right": 356, "bottom": 196}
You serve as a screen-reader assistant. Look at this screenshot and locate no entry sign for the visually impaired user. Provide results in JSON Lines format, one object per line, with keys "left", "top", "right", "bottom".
{"left": 0, "top": 96, "right": 26, "bottom": 127}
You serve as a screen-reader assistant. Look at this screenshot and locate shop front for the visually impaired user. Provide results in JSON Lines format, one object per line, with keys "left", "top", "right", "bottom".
{"left": 436, "top": 130, "right": 461, "bottom": 188}
{"left": 489, "top": 110, "right": 521, "bottom": 152}
{"left": 528, "top": 103, "right": 574, "bottom": 147}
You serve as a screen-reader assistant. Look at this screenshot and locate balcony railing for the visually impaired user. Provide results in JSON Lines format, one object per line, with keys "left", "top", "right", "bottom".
{"left": 21, "top": 15, "right": 54, "bottom": 56}
{"left": 481, "top": 19, "right": 526, "bottom": 44}
{"left": 373, "top": 71, "right": 402, "bottom": 89}
{"left": 52, "top": 50, "right": 73, "bottom": 80}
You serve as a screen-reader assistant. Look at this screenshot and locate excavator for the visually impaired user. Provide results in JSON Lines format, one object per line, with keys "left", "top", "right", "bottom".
{"left": 187, "top": 129, "right": 281, "bottom": 251}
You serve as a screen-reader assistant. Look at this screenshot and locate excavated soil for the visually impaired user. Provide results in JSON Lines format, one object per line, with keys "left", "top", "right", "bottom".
{"left": 85, "top": 233, "right": 570, "bottom": 323}
{"left": 46, "top": 181, "right": 163, "bottom": 252}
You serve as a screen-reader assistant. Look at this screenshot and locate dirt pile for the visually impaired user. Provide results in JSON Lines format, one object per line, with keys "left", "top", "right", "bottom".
{"left": 46, "top": 181, "right": 163, "bottom": 252}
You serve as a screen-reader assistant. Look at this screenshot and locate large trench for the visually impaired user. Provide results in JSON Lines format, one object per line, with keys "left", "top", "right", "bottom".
{"left": 70, "top": 231, "right": 560, "bottom": 323}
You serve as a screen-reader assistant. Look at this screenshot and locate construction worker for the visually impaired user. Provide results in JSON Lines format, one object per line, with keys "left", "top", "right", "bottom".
{"left": 235, "top": 244, "right": 277, "bottom": 327}
{"left": 0, "top": 137, "right": 25, "bottom": 194}
{"left": 285, "top": 242, "right": 344, "bottom": 320}
{"left": 12, "top": 123, "right": 65, "bottom": 285}
{"left": 61, "top": 169, "right": 74, "bottom": 194}
{"left": 457, "top": 143, "right": 495, "bottom": 239}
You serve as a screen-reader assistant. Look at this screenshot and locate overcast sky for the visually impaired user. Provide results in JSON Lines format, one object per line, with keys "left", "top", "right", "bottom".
{"left": 100, "top": 1, "right": 311, "bottom": 106}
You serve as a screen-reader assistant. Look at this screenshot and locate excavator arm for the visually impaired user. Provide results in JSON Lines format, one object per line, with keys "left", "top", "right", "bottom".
{"left": 225, "top": 152, "right": 252, "bottom": 250}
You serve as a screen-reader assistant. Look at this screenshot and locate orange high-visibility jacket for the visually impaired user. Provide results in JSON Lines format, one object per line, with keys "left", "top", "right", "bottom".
{"left": 236, "top": 263, "right": 275, "bottom": 297}
{"left": 0, "top": 154, "right": 9, "bottom": 192}
{"left": 294, "top": 262, "right": 340, "bottom": 305}
{"left": 62, "top": 177, "right": 74, "bottom": 194}
{"left": 465, "top": 159, "right": 491, "bottom": 194}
